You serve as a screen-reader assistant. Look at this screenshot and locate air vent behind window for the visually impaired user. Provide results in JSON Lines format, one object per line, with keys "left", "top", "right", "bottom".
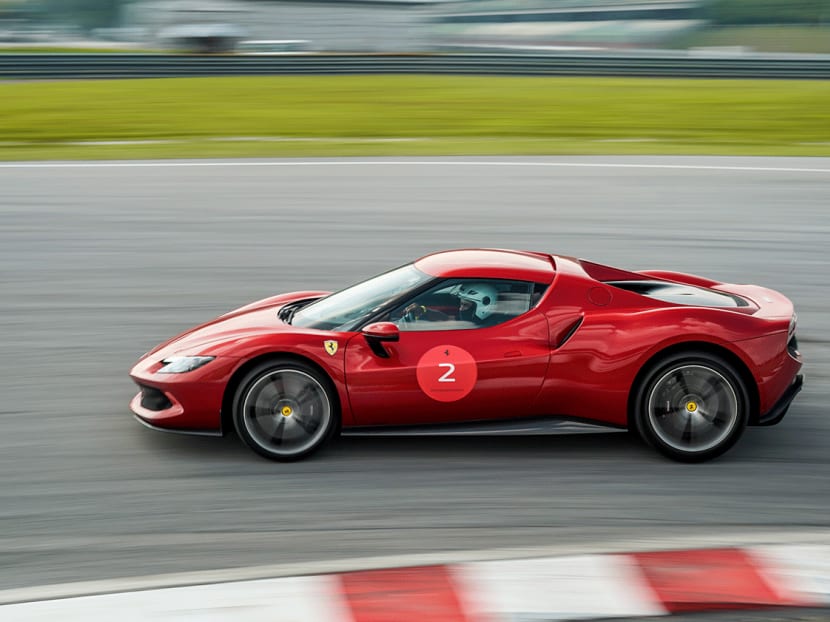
{"left": 606, "top": 280, "right": 747, "bottom": 308}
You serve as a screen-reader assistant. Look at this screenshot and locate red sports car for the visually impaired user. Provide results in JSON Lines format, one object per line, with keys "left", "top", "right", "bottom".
{"left": 130, "top": 249, "right": 803, "bottom": 462}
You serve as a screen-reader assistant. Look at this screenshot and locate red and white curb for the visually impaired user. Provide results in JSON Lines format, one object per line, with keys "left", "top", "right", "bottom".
{"left": 2, "top": 545, "right": 828, "bottom": 621}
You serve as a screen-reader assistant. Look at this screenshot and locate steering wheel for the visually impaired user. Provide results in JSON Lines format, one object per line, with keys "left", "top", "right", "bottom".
{"left": 400, "top": 303, "right": 425, "bottom": 326}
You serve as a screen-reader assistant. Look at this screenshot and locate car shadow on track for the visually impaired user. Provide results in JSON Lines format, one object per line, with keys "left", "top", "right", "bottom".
{"left": 132, "top": 425, "right": 658, "bottom": 465}
{"left": 332, "top": 431, "right": 640, "bottom": 459}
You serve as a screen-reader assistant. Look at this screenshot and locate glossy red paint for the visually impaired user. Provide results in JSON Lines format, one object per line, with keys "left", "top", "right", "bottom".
{"left": 362, "top": 322, "right": 400, "bottom": 340}
{"left": 129, "top": 249, "right": 802, "bottom": 441}
{"left": 415, "top": 248, "right": 555, "bottom": 283}
{"left": 345, "top": 311, "right": 550, "bottom": 425}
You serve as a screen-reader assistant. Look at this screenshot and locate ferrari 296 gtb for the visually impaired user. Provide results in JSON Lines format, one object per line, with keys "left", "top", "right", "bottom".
{"left": 130, "top": 249, "right": 803, "bottom": 462}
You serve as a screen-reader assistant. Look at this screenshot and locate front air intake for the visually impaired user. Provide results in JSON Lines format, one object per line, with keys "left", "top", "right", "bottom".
{"left": 139, "top": 385, "right": 172, "bottom": 411}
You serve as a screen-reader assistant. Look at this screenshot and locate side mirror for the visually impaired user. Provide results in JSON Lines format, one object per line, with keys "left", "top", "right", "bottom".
{"left": 362, "top": 321, "right": 399, "bottom": 358}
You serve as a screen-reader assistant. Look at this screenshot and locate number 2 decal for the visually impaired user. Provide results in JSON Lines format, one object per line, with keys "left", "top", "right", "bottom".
{"left": 438, "top": 362, "right": 456, "bottom": 383}
{"left": 416, "top": 346, "right": 477, "bottom": 402}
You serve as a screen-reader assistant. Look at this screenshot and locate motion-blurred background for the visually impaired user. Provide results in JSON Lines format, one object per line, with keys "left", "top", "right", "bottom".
{"left": 1, "top": 0, "right": 829, "bottom": 54}
{"left": 0, "top": 2, "right": 829, "bottom": 620}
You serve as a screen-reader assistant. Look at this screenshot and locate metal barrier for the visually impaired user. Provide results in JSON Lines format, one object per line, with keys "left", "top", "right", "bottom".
{"left": 1, "top": 53, "right": 829, "bottom": 79}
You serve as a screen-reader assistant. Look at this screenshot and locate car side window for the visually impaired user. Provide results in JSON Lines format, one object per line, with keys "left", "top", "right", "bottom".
{"left": 388, "top": 279, "right": 538, "bottom": 332}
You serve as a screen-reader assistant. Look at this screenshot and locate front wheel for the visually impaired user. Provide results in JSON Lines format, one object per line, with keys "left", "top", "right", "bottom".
{"left": 232, "top": 359, "right": 338, "bottom": 461}
{"left": 633, "top": 352, "right": 749, "bottom": 462}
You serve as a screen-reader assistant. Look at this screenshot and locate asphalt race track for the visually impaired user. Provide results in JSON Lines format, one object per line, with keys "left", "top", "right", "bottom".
{"left": 1, "top": 156, "right": 828, "bottom": 592}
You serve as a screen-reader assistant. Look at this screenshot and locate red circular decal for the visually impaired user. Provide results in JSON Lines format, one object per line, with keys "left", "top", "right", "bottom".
{"left": 416, "top": 345, "right": 478, "bottom": 402}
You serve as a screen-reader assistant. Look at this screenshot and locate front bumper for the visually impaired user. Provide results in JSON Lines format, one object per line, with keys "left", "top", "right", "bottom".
{"left": 756, "top": 374, "right": 804, "bottom": 427}
{"left": 130, "top": 387, "right": 221, "bottom": 436}
{"left": 129, "top": 356, "right": 237, "bottom": 435}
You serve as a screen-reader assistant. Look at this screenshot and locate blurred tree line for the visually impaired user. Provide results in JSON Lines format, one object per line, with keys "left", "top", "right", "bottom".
{"left": 3, "top": 0, "right": 830, "bottom": 31}
{"left": 702, "top": 0, "right": 830, "bottom": 25}
{"left": 1, "top": 0, "right": 128, "bottom": 31}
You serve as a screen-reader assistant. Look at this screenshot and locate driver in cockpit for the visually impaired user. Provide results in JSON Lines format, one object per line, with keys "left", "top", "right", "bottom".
{"left": 402, "top": 282, "right": 498, "bottom": 326}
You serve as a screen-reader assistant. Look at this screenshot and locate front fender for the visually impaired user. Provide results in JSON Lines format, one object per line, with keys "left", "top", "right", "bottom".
{"left": 218, "top": 331, "right": 357, "bottom": 426}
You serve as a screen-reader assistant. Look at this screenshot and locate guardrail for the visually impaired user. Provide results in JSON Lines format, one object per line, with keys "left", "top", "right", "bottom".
{"left": 2, "top": 53, "right": 830, "bottom": 79}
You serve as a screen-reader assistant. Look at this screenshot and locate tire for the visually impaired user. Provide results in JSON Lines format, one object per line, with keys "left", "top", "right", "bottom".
{"left": 232, "top": 358, "right": 338, "bottom": 461}
{"left": 633, "top": 351, "right": 749, "bottom": 462}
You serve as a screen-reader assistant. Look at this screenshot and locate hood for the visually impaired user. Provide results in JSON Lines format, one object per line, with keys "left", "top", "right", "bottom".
{"left": 143, "top": 291, "right": 329, "bottom": 360}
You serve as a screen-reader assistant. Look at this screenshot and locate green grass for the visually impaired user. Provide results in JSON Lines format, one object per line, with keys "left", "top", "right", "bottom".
{"left": 666, "top": 25, "right": 830, "bottom": 54}
{"left": 1, "top": 75, "right": 829, "bottom": 160}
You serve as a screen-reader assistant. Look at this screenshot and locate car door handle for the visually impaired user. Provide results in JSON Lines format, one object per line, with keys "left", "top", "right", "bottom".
{"left": 504, "top": 350, "right": 522, "bottom": 358}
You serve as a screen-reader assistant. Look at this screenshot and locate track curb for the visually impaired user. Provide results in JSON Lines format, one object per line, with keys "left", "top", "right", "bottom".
{"left": 2, "top": 539, "right": 828, "bottom": 620}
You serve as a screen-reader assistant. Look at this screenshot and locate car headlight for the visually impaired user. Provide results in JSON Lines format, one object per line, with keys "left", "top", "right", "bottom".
{"left": 789, "top": 313, "right": 797, "bottom": 337}
{"left": 158, "top": 356, "right": 215, "bottom": 374}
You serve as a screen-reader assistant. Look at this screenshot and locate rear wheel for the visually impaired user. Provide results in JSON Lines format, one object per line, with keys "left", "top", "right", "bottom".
{"left": 634, "top": 352, "right": 749, "bottom": 462}
{"left": 232, "top": 359, "right": 338, "bottom": 461}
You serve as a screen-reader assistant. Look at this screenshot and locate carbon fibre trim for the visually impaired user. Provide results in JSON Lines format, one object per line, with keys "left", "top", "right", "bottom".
{"left": 342, "top": 416, "right": 623, "bottom": 437}
{"left": 133, "top": 414, "right": 222, "bottom": 438}
{"left": 755, "top": 374, "right": 804, "bottom": 427}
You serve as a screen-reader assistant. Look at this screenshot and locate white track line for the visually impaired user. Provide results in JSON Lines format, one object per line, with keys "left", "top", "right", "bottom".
{"left": 0, "top": 160, "right": 828, "bottom": 173}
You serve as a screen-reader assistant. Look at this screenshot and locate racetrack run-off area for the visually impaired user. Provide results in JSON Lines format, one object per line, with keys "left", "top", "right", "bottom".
{"left": 0, "top": 157, "right": 828, "bottom": 601}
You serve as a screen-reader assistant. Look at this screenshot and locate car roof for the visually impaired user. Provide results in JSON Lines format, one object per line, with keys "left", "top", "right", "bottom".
{"left": 414, "top": 249, "right": 556, "bottom": 283}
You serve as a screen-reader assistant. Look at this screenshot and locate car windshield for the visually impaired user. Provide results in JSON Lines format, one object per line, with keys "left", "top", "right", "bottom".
{"left": 290, "top": 264, "right": 433, "bottom": 331}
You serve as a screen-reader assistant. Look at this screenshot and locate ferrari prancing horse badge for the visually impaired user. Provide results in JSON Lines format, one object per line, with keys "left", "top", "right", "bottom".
{"left": 324, "top": 340, "right": 339, "bottom": 356}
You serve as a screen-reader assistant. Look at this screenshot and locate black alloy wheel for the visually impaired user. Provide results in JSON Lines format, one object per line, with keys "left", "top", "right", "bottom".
{"left": 634, "top": 351, "right": 750, "bottom": 462}
{"left": 232, "top": 359, "right": 338, "bottom": 461}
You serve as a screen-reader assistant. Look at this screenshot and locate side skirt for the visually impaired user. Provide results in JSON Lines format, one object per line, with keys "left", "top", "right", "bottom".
{"left": 341, "top": 416, "right": 624, "bottom": 437}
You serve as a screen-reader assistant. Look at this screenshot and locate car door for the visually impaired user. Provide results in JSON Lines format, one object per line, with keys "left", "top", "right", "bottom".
{"left": 344, "top": 278, "right": 551, "bottom": 426}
